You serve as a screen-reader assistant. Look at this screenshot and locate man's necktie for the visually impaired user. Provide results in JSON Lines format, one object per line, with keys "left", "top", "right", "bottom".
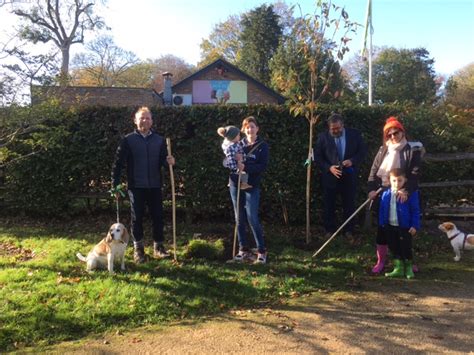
{"left": 336, "top": 138, "right": 343, "bottom": 162}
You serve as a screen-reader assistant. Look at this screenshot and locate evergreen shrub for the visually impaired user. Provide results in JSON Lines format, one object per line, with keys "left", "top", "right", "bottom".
{"left": 1, "top": 103, "right": 472, "bottom": 221}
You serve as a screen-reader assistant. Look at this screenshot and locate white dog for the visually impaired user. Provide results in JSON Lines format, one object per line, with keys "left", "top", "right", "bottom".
{"left": 77, "top": 223, "right": 130, "bottom": 273}
{"left": 438, "top": 222, "right": 474, "bottom": 261}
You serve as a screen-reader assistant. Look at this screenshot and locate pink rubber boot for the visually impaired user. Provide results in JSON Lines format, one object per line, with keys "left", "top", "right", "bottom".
{"left": 371, "top": 244, "right": 388, "bottom": 274}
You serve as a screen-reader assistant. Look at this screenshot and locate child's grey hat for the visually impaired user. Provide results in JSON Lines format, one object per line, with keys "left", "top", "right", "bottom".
{"left": 217, "top": 125, "right": 240, "bottom": 140}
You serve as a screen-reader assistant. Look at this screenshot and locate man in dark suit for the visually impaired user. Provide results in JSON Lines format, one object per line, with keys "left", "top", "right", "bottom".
{"left": 314, "top": 113, "right": 367, "bottom": 238}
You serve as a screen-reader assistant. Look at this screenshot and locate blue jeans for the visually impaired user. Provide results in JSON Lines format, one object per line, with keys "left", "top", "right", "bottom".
{"left": 229, "top": 186, "right": 266, "bottom": 253}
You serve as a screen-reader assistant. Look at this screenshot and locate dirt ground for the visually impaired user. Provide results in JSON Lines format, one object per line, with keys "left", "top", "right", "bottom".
{"left": 44, "top": 274, "right": 473, "bottom": 354}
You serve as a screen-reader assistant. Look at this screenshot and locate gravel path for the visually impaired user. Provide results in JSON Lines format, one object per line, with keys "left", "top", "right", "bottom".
{"left": 47, "top": 275, "right": 474, "bottom": 354}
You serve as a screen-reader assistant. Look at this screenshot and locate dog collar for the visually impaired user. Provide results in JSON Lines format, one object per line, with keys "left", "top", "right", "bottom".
{"left": 448, "top": 232, "right": 461, "bottom": 241}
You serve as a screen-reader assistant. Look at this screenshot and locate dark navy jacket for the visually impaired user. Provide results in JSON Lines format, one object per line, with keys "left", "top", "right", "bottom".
{"left": 314, "top": 127, "right": 367, "bottom": 187}
{"left": 229, "top": 136, "right": 269, "bottom": 189}
{"left": 379, "top": 189, "right": 421, "bottom": 230}
{"left": 112, "top": 130, "right": 168, "bottom": 189}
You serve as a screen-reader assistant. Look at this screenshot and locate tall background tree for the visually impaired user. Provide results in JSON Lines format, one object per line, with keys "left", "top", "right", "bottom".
{"left": 199, "top": 15, "right": 242, "bottom": 67}
{"left": 374, "top": 47, "right": 438, "bottom": 104}
{"left": 342, "top": 51, "right": 375, "bottom": 104}
{"left": 11, "top": 0, "right": 106, "bottom": 84}
{"left": 444, "top": 62, "right": 474, "bottom": 109}
{"left": 71, "top": 35, "right": 139, "bottom": 87}
{"left": 237, "top": 4, "right": 282, "bottom": 86}
{"left": 349, "top": 47, "right": 438, "bottom": 105}
{"left": 198, "top": 1, "right": 293, "bottom": 68}
{"left": 112, "top": 61, "right": 157, "bottom": 88}
{"left": 148, "top": 54, "right": 195, "bottom": 92}
{"left": 71, "top": 50, "right": 194, "bottom": 90}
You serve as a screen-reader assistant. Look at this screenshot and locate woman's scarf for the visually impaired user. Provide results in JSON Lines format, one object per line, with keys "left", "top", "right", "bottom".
{"left": 376, "top": 137, "right": 408, "bottom": 186}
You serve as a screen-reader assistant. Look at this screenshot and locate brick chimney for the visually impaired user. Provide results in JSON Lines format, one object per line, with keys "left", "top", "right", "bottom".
{"left": 162, "top": 72, "right": 173, "bottom": 106}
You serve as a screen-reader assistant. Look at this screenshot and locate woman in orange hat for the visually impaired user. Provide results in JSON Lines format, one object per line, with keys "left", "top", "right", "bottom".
{"left": 367, "top": 116, "right": 423, "bottom": 275}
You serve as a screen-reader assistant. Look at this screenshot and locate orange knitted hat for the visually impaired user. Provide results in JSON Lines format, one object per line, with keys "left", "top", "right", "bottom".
{"left": 383, "top": 116, "right": 405, "bottom": 134}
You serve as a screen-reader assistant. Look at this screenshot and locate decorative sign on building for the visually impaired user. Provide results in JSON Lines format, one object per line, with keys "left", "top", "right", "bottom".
{"left": 192, "top": 80, "right": 247, "bottom": 104}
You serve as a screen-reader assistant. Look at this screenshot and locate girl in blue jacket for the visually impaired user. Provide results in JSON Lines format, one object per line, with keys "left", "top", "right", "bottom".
{"left": 379, "top": 168, "right": 421, "bottom": 279}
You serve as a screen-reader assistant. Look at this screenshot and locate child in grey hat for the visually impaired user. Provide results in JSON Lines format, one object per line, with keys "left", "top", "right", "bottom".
{"left": 217, "top": 125, "right": 252, "bottom": 190}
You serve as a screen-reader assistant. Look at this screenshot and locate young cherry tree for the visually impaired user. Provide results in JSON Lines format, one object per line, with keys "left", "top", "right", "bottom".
{"left": 271, "top": 1, "right": 359, "bottom": 243}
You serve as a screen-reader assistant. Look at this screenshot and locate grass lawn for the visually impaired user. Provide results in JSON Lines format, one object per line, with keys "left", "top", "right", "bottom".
{"left": 0, "top": 216, "right": 469, "bottom": 351}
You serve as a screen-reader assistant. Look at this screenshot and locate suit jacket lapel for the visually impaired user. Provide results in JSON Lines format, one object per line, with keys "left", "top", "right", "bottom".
{"left": 327, "top": 132, "right": 339, "bottom": 163}
{"left": 344, "top": 129, "right": 353, "bottom": 159}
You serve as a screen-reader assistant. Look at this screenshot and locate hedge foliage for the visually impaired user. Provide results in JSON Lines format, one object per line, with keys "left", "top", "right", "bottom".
{"left": 1, "top": 103, "right": 472, "bottom": 222}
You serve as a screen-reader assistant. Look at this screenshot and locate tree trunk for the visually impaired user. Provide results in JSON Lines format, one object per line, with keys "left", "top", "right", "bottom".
{"left": 59, "top": 46, "right": 70, "bottom": 86}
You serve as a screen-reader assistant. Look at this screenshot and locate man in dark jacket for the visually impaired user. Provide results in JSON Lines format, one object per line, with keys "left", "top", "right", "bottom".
{"left": 314, "top": 113, "right": 367, "bottom": 238}
{"left": 112, "top": 107, "right": 175, "bottom": 264}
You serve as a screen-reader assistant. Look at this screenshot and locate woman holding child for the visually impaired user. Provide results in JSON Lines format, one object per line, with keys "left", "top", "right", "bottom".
{"left": 226, "top": 116, "right": 269, "bottom": 264}
{"left": 368, "top": 117, "right": 423, "bottom": 276}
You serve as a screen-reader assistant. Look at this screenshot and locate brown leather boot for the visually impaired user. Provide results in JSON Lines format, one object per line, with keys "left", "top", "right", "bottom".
{"left": 153, "top": 243, "right": 170, "bottom": 259}
{"left": 134, "top": 245, "right": 146, "bottom": 264}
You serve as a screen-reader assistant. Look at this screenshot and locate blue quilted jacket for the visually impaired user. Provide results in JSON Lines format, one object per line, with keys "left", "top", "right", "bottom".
{"left": 379, "top": 189, "right": 421, "bottom": 230}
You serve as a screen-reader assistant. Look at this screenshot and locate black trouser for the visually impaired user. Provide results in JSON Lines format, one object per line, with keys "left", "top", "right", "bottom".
{"left": 385, "top": 224, "right": 412, "bottom": 260}
{"left": 372, "top": 189, "right": 388, "bottom": 245}
{"left": 128, "top": 188, "right": 164, "bottom": 244}
{"left": 323, "top": 171, "right": 357, "bottom": 233}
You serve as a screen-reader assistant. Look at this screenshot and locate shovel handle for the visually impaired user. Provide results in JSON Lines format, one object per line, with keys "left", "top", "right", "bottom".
{"left": 312, "top": 187, "right": 383, "bottom": 258}
{"left": 166, "top": 138, "right": 177, "bottom": 261}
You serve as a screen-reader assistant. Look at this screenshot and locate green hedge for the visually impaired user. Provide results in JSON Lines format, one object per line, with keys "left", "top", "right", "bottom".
{"left": 1, "top": 103, "right": 472, "bottom": 222}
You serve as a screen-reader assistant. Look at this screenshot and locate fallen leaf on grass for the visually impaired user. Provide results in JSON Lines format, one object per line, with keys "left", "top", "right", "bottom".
{"left": 131, "top": 338, "right": 142, "bottom": 343}
{"left": 56, "top": 276, "right": 81, "bottom": 284}
{"left": 0, "top": 242, "right": 35, "bottom": 261}
{"left": 262, "top": 309, "right": 289, "bottom": 319}
{"left": 428, "top": 335, "right": 444, "bottom": 340}
{"left": 231, "top": 310, "right": 247, "bottom": 317}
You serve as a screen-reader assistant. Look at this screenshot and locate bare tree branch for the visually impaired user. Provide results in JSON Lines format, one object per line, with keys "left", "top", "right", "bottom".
{"left": 11, "top": 0, "right": 106, "bottom": 82}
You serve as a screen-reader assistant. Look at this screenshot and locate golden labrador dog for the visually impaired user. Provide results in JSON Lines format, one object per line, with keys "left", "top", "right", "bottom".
{"left": 438, "top": 222, "right": 474, "bottom": 261}
{"left": 77, "top": 223, "right": 130, "bottom": 273}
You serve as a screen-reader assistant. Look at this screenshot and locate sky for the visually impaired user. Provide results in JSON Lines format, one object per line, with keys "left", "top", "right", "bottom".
{"left": 1, "top": 0, "right": 473, "bottom": 77}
